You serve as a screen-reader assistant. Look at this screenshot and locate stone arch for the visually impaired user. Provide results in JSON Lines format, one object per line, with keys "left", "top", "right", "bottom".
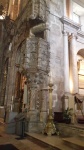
{"left": 77, "top": 49, "right": 84, "bottom": 95}
{"left": 77, "top": 49, "right": 84, "bottom": 58}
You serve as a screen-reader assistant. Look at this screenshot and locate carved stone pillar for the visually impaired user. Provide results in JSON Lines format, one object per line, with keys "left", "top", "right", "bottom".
{"left": 63, "top": 31, "right": 70, "bottom": 94}
{"left": 27, "top": 73, "right": 39, "bottom": 122}
{"left": 69, "top": 33, "right": 78, "bottom": 94}
{"left": 28, "top": 88, "right": 38, "bottom": 124}
{"left": 30, "top": 85, "right": 37, "bottom": 111}
{"left": 40, "top": 88, "right": 48, "bottom": 123}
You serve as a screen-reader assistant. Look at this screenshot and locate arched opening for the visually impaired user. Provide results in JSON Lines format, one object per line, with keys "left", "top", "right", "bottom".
{"left": 77, "top": 49, "right": 84, "bottom": 95}
{"left": 76, "top": 49, "right": 84, "bottom": 115}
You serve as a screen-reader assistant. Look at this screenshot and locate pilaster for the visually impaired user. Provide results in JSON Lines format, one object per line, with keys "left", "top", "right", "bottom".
{"left": 63, "top": 30, "right": 70, "bottom": 94}
{"left": 40, "top": 86, "right": 48, "bottom": 123}
{"left": 69, "top": 33, "right": 78, "bottom": 94}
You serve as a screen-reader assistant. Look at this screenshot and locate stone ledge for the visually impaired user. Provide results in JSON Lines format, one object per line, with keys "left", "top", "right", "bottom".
{"left": 60, "top": 16, "right": 81, "bottom": 31}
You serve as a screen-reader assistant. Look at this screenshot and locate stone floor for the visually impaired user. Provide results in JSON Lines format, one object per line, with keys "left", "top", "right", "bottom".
{"left": 0, "top": 118, "right": 84, "bottom": 150}
{"left": 0, "top": 118, "right": 52, "bottom": 150}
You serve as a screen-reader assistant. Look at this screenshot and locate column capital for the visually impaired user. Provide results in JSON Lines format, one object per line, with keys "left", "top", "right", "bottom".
{"left": 62, "top": 30, "right": 69, "bottom": 36}
{"left": 69, "top": 33, "right": 78, "bottom": 41}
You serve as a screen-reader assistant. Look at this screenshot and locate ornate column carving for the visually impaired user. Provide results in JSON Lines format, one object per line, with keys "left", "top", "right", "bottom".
{"left": 69, "top": 33, "right": 78, "bottom": 94}
{"left": 30, "top": 86, "right": 37, "bottom": 111}
{"left": 28, "top": 73, "right": 38, "bottom": 111}
{"left": 63, "top": 31, "right": 70, "bottom": 93}
{"left": 40, "top": 86, "right": 48, "bottom": 122}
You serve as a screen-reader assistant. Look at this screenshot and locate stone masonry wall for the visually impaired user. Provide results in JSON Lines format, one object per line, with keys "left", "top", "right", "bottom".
{"left": 46, "top": 0, "right": 64, "bottom": 112}
{"left": 0, "top": 0, "right": 64, "bottom": 113}
{"left": 0, "top": 22, "right": 4, "bottom": 105}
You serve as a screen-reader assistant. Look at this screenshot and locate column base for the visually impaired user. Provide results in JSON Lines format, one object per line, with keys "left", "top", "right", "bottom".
{"left": 40, "top": 111, "right": 47, "bottom": 122}
{"left": 28, "top": 121, "right": 45, "bottom": 133}
{"left": 27, "top": 110, "right": 45, "bottom": 133}
{"left": 64, "top": 93, "right": 75, "bottom": 124}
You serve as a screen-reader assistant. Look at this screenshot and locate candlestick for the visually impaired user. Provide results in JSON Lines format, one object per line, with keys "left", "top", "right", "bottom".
{"left": 44, "top": 83, "right": 58, "bottom": 136}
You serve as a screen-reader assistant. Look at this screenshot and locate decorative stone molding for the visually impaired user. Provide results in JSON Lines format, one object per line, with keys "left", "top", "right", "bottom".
{"left": 16, "top": 0, "right": 48, "bottom": 30}
{"left": 37, "top": 38, "right": 50, "bottom": 73}
{"left": 24, "top": 37, "right": 50, "bottom": 73}
{"left": 62, "top": 30, "right": 69, "bottom": 36}
{"left": 29, "top": 23, "right": 49, "bottom": 37}
{"left": 61, "top": 17, "right": 84, "bottom": 44}
{"left": 77, "top": 30, "right": 84, "bottom": 44}
{"left": 69, "top": 33, "right": 77, "bottom": 41}
{"left": 61, "top": 16, "right": 81, "bottom": 34}
{"left": 78, "top": 30, "right": 84, "bottom": 38}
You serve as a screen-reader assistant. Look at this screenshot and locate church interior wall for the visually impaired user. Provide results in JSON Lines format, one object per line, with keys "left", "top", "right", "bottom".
{"left": 0, "top": 0, "right": 84, "bottom": 132}
{"left": 1, "top": 0, "right": 64, "bottom": 114}
{"left": 46, "top": 0, "right": 64, "bottom": 112}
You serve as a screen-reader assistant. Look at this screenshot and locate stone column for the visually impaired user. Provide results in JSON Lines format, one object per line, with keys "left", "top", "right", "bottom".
{"left": 27, "top": 86, "right": 37, "bottom": 131}
{"left": 63, "top": 31, "right": 70, "bottom": 93}
{"left": 69, "top": 33, "right": 78, "bottom": 94}
{"left": 40, "top": 88, "right": 48, "bottom": 123}
{"left": 28, "top": 74, "right": 38, "bottom": 122}
{"left": 30, "top": 85, "right": 37, "bottom": 111}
